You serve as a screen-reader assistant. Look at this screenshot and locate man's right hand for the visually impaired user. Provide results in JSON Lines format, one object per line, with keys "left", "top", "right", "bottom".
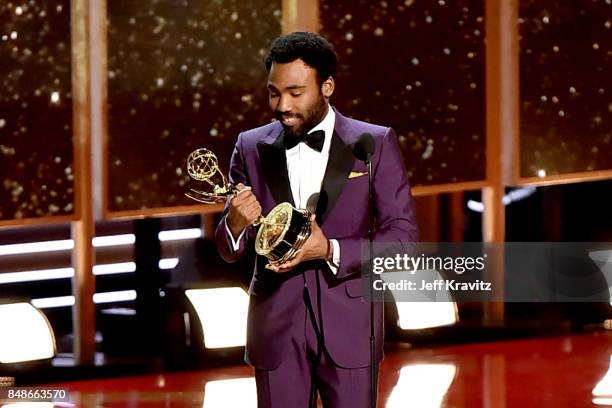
{"left": 227, "top": 183, "right": 262, "bottom": 239}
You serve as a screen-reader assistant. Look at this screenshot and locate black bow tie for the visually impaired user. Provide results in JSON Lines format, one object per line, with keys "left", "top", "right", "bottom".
{"left": 284, "top": 130, "right": 325, "bottom": 152}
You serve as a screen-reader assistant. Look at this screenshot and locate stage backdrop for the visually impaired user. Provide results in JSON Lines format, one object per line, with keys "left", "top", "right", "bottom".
{"left": 0, "top": 0, "right": 74, "bottom": 222}
{"left": 1, "top": 0, "right": 611, "bottom": 221}
{"left": 519, "top": 0, "right": 612, "bottom": 179}
{"left": 319, "top": 0, "right": 486, "bottom": 186}
{"left": 106, "top": 0, "right": 282, "bottom": 212}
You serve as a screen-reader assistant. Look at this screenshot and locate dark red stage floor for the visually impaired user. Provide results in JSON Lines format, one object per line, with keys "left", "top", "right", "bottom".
{"left": 37, "top": 331, "right": 612, "bottom": 407}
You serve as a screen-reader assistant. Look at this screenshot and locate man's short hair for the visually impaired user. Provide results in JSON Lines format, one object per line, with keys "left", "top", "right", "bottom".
{"left": 265, "top": 32, "right": 338, "bottom": 85}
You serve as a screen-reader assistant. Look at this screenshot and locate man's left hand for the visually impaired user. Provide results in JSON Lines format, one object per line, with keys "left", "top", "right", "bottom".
{"left": 266, "top": 214, "right": 329, "bottom": 273}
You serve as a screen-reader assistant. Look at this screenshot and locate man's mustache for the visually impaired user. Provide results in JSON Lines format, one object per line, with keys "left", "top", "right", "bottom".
{"left": 275, "top": 112, "right": 304, "bottom": 121}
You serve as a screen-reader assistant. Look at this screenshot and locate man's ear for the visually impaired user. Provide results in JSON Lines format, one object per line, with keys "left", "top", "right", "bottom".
{"left": 321, "top": 77, "right": 335, "bottom": 99}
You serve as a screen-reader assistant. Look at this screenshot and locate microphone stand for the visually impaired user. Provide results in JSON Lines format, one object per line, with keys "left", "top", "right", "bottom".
{"left": 366, "top": 153, "right": 376, "bottom": 408}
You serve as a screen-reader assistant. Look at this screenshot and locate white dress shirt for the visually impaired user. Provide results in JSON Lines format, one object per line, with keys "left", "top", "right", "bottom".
{"left": 226, "top": 106, "right": 341, "bottom": 273}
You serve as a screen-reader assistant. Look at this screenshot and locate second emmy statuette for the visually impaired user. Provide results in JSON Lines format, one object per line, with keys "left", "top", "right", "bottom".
{"left": 185, "top": 148, "right": 312, "bottom": 263}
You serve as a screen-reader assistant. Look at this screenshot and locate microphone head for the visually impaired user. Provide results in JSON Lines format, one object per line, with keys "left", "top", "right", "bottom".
{"left": 353, "top": 133, "right": 375, "bottom": 162}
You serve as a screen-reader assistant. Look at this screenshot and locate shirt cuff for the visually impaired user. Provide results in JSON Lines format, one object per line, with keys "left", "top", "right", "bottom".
{"left": 224, "top": 218, "right": 245, "bottom": 252}
{"left": 326, "top": 239, "right": 340, "bottom": 275}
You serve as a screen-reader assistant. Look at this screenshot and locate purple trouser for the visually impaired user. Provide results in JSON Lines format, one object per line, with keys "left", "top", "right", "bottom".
{"left": 254, "top": 286, "right": 378, "bottom": 408}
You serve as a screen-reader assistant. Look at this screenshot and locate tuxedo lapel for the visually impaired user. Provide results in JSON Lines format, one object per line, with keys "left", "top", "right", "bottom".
{"left": 256, "top": 131, "right": 295, "bottom": 207}
{"left": 316, "top": 130, "right": 355, "bottom": 224}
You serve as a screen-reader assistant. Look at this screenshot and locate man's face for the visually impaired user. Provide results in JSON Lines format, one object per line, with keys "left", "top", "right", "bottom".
{"left": 267, "top": 59, "right": 334, "bottom": 138}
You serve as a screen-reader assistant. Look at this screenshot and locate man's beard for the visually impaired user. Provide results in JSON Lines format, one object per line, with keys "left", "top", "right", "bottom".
{"left": 276, "top": 99, "right": 327, "bottom": 138}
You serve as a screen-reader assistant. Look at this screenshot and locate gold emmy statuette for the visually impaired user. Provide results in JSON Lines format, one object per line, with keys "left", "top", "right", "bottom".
{"left": 186, "top": 148, "right": 312, "bottom": 263}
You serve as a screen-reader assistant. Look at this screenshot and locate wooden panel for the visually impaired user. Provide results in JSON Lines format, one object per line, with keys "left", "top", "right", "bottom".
{"left": 413, "top": 195, "right": 440, "bottom": 242}
{"left": 0, "top": 215, "right": 75, "bottom": 229}
{"left": 482, "top": 0, "right": 519, "bottom": 326}
{"left": 449, "top": 192, "right": 465, "bottom": 242}
{"left": 103, "top": 203, "right": 223, "bottom": 221}
{"left": 516, "top": 169, "right": 612, "bottom": 187}
{"left": 282, "top": 0, "right": 318, "bottom": 33}
{"left": 412, "top": 181, "right": 487, "bottom": 196}
{"left": 71, "top": 0, "right": 96, "bottom": 365}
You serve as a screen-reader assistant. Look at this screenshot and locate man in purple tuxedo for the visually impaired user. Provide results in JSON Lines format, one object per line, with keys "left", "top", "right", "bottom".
{"left": 215, "top": 32, "right": 418, "bottom": 407}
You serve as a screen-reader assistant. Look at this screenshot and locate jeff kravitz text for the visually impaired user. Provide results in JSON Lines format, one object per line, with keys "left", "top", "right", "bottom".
{"left": 373, "top": 279, "right": 492, "bottom": 291}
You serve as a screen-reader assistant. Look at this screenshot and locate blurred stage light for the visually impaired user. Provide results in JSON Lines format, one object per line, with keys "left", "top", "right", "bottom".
{"left": 386, "top": 363, "right": 457, "bottom": 408}
{"left": 31, "top": 290, "right": 137, "bottom": 309}
{"left": 185, "top": 287, "right": 248, "bottom": 349}
{"left": 468, "top": 187, "right": 537, "bottom": 213}
{"left": 0, "top": 240, "right": 74, "bottom": 256}
{"left": 93, "top": 290, "right": 137, "bottom": 304}
{"left": 93, "top": 262, "right": 136, "bottom": 275}
{"left": 159, "top": 228, "right": 202, "bottom": 241}
{"left": 589, "top": 250, "right": 612, "bottom": 306}
{"left": 393, "top": 269, "right": 458, "bottom": 330}
{"left": 396, "top": 302, "right": 458, "bottom": 330}
{"left": 92, "top": 234, "right": 135, "bottom": 247}
{"left": 159, "top": 258, "right": 179, "bottom": 270}
{"left": 29, "top": 296, "right": 75, "bottom": 309}
{"left": 0, "top": 303, "right": 56, "bottom": 364}
{"left": 0, "top": 258, "right": 179, "bottom": 285}
{"left": 0, "top": 227, "right": 199, "bottom": 257}
{"left": 593, "top": 354, "right": 612, "bottom": 405}
{"left": 203, "top": 377, "right": 257, "bottom": 408}
{"left": 0, "top": 268, "right": 74, "bottom": 284}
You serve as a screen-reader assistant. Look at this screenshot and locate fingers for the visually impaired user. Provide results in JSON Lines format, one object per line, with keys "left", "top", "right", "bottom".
{"left": 266, "top": 251, "right": 302, "bottom": 273}
{"left": 232, "top": 202, "right": 261, "bottom": 225}
{"left": 265, "top": 263, "right": 279, "bottom": 272}
{"left": 265, "top": 261, "right": 294, "bottom": 273}
{"left": 227, "top": 184, "right": 262, "bottom": 229}
{"left": 308, "top": 215, "right": 321, "bottom": 234}
{"left": 231, "top": 183, "right": 252, "bottom": 204}
{"left": 235, "top": 183, "right": 252, "bottom": 194}
{"left": 232, "top": 189, "right": 256, "bottom": 205}
{"left": 242, "top": 201, "right": 262, "bottom": 222}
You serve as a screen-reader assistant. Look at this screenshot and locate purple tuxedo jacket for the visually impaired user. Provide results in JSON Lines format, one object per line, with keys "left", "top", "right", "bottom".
{"left": 214, "top": 110, "right": 418, "bottom": 370}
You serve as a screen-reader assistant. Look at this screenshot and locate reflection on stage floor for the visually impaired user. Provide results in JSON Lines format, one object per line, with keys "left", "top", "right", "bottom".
{"left": 36, "top": 332, "right": 612, "bottom": 407}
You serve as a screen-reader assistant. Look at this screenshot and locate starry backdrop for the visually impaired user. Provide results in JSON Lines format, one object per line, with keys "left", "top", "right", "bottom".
{"left": 0, "top": 0, "right": 74, "bottom": 221}
{"left": 2, "top": 1, "right": 611, "bottom": 219}
{"left": 106, "top": 0, "right": 282, "bottom": 211}
{"left": 519, "top": 0, "right": 612, "bottom": 178}
{"left": 320, "top": 0, "right": 487, "bottom": 185}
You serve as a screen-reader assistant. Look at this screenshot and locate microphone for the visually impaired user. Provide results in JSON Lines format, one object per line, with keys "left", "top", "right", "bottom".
{"left": 352, "top": 131, "right": 377, "bottom": 408}
{"left": 353, "top": 133, "right": 375, "bottom": 162}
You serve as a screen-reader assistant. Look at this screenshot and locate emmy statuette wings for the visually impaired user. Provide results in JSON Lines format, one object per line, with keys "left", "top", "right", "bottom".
{"left": 185, "top": 148, "right": 312, "bottom": 263}
{"left": 185, "top": 148, "right": 234, "bottom": 204}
